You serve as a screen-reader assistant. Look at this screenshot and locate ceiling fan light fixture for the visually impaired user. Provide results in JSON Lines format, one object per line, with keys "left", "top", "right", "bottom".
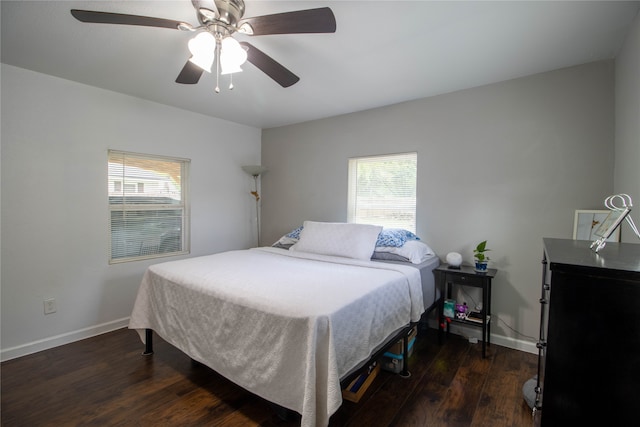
{"left": 189, "top": 54, "right": 215, "bottom": 73}
{"left": 220, "top": 36, "right": 247, "bottom": 75}
{"left": 188, "top": 32, "right": 216, "bottom": 72}
{"left": 220, "top": 62, "right": 243, "bottom": 75}
{"left": 70, "top": 2, "right": 336, "bottom": 89}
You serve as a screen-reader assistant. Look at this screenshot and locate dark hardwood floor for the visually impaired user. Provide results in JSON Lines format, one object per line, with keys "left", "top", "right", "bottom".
{"left": 1, "top": 327, "right": 538, "bottom": 426}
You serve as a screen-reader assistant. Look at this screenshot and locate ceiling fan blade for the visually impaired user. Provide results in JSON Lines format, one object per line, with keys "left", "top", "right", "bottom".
{"left": 175, "top": 60, "right": 205, "bottom": 84}
{"left": 239, "top": 7, "right": 336, "bottom": 36}
{"left": 240, "top": 42, "right": 299, "bottom": 88}
{"left": 70, "top": 9, "right": 184, "bottom": 30}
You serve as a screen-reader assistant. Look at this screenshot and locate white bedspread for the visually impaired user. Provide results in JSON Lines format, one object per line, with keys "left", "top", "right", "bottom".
{"left": 129, "top": 247, "right": 424, "bottom": 427}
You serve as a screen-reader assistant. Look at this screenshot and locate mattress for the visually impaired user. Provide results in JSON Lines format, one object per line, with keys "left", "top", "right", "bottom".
{"left": 129, "top": 247, "right": 426, "bottom": 427}
{"left": 375, "top": 254, "right": 441, "bottom": 311}
{"left": 340, "top": 254, "right": 441, "bottom": 381}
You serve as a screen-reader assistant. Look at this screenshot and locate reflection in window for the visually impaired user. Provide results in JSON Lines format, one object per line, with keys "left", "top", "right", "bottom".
{"left": 347, "top": 152, "right": 417, "bottom": 232}
{"left": 108, "top": 150, "right": 190, "bottom": 263}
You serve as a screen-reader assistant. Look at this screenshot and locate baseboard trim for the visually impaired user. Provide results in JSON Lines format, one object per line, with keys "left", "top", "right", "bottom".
{"left": 3, "top": 316, "right": 537, "bottom": 362}
{"left": 1, "top": 317, "right": 130, "bottom": 362}
{"left": 490, "top": 332, "right": 538, "bottom": 354}
{"left": 426, "top": 318, "right": 538, "bottom": 355}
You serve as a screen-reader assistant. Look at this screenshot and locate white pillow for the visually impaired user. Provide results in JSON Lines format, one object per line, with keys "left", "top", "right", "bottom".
{"left": 290, "top": 221, "right": 383, "bottom": 260}
{"left": 374, "top": 240, "right": 435, "bottom": 264}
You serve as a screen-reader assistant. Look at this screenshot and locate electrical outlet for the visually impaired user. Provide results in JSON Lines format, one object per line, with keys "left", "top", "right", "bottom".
{"left": 44, "top": 298, "right": 57, "bottom": 314}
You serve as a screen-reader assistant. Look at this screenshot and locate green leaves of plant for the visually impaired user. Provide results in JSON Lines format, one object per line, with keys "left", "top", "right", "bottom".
{"left": 474, "top": 240, "right": 491, "bottom": 261}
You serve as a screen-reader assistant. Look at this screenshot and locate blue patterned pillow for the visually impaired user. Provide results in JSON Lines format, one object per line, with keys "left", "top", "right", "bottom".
{"left": 282, "top": 226, "right": 419, "bottom": 248}
{"left": 285, "top": 226, "right": 303, "bottom": 239}
{"left": 376, "top": 228, "right": 420, "bottom": 247}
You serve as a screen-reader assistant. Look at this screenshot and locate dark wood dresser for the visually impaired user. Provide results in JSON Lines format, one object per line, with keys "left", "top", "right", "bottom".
{"left": 536, "top": 238, "right": 640, "bottom": 425}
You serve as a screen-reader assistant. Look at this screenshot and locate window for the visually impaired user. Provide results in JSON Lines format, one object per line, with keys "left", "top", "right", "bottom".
{"left": 108, "top": 150, "right": 190, "bottom": 263}
{"left": 347, "top": 152, "right": 417, "bottom": 232}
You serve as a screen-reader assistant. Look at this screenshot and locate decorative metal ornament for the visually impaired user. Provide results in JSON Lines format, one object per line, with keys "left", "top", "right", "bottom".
{"left": 590, "top": 193, "right": 640, "bottom": 252}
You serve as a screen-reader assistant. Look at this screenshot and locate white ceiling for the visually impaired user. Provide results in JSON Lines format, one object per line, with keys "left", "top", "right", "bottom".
{"left": 2, "top": 1, "right": 639, "bottom": 129}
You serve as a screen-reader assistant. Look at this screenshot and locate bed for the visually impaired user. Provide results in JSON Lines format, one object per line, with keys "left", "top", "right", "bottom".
{"left": 129, "top": 222, "right": 440, "bottom": 427}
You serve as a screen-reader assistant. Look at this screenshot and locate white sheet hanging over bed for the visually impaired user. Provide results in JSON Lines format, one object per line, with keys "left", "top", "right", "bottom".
{"left": 129, "top": 247, "right": 424, "bottom": 427}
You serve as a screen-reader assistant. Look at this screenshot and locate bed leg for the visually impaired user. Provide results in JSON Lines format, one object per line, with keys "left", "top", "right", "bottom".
{"left": 268, "top": 403, "right": 297, "bottom": 421}
{"left": 400, "top": 328, "right": 411, "bottom": 378}
{"left": 143, "top": 328, "right": 154, "bottom": 355}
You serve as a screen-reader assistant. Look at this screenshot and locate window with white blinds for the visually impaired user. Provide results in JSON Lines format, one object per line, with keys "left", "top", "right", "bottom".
{"left": 347, "top": 152, "right": 417, "bottom": 232}
{"left": 108, "top": 150, "right": 190, "bottom": 263}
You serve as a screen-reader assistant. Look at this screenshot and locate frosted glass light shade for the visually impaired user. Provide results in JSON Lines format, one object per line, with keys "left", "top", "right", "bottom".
{"left": 220, "top": 37, "right": 247, "bottom": 75}
{"left": 188, "top": 32, "right": 216, "bottom": 72}
{"left": 242, "top": 165, "right": 268, "bottom": 177}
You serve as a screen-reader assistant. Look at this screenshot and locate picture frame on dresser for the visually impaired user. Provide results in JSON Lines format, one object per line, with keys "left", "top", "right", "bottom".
{"left": 593, "top": 208, "right": 630, "bottom": 241}
{"left": 572, "top": 210, "right": 620, "bottom": 242}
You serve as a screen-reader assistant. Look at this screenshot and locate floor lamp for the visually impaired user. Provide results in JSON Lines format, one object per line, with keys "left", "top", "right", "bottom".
{"left": 242, "top": 165, "right": 268, "bottom": 246}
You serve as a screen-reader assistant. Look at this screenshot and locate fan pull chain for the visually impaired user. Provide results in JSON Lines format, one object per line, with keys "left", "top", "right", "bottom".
{"left": 215, "top": 39, "right": 221, "bottom": 93}
{"left": 229, "top": 74, "right": 234, "bottom": 90}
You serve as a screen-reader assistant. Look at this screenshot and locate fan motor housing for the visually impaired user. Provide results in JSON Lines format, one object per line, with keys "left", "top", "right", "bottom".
{"left": 216, "top": 0, "right": 245, "bottom": 25}
{"left": 197, "top": 0, "right": 245, "bottom": 37}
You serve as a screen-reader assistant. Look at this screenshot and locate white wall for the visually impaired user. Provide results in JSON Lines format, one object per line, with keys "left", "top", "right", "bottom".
{"left": 2, "top": 34, "right": 634, "bottom": 361}
{"left": 0, "top": 64, "right": 262, "bottom": 360}
{"left": 261, "top": 61, "right": 615, "bottom": 352}
{"left": 615, "top": 13, "right": 640, "bottom": 242}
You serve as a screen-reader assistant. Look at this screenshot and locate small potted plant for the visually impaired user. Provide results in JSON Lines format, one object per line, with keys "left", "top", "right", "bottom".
{"left": 473, "top": 240, "right": 491, "bottom": 272}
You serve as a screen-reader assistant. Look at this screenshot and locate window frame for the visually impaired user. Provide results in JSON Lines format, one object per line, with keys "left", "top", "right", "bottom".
{"left": 108, "top": 149, "right": 190, "bottom": 264}
{"left": 347, "top": 151, "right": 418, "bottom": 232}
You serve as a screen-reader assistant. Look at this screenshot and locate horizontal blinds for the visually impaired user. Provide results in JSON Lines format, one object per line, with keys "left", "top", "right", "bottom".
{"left": 349, "top": 152, "right": 417, "bottom": 232}
{"left": 108, "top": 150, "right": 189, "bottom": 262}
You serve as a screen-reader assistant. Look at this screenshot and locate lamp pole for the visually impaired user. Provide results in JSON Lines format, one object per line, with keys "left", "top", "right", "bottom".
{"left": 251, "top": 174, "right": 261, "bottom": 246}
{"left": 242, "top": 165, "right": 267, "bottom": 247}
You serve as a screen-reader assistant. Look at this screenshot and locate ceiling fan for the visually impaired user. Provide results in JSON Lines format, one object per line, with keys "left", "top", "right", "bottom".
{"left": 70, "top": 0, "right": 336, "bottom": 89}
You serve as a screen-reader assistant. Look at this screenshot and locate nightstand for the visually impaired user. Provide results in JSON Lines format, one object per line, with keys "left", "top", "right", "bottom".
{"left": 433, "top": 264, "right": 497, "bottom": 358}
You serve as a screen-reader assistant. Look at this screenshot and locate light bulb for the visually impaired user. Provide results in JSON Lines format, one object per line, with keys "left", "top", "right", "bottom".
{"left": 188, "top": 32, "right": 216, "bottom": 72}
{"left": 220, "top": 37, "right": 247, "bottom": 75}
